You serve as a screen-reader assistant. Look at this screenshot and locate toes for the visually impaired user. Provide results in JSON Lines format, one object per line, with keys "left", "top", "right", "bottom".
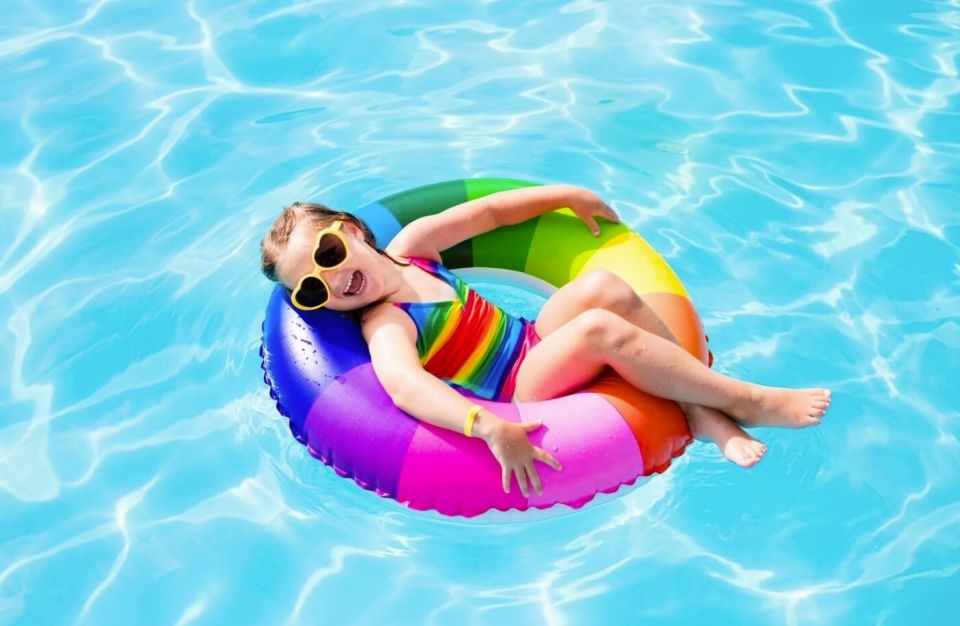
{"left": 746, "top": 442, "right": 766, "bottom": 463}
{"left": 811, "top": 388, "right": 831, "bottom": 401}
{"left": 743, "top": 446, "right": 765, "bottom": 467}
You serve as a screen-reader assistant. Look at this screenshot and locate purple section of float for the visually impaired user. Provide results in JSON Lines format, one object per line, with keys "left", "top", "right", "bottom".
{"left": 303, "top": 362, "right": 417, "bottom": 497}
{"left": 395, "top": 392, "right": 646, "bottom": 518}
{"left": 396, "top": 399, "right": 528, "bottom": 517}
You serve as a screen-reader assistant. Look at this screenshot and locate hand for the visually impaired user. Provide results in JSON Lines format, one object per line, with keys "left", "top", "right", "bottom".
{"left": 569, "top": 189, "right": 620, "bottom": 236}
{"left": 477, "top": 414, "right": 563, "bottom": 497}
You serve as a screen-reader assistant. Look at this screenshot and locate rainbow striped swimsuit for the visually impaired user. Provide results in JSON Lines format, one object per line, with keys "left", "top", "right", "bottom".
{"left": 391, "top": 256, "right": 542, "bottom": 402}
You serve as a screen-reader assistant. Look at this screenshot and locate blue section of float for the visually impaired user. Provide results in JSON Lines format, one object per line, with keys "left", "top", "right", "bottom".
{"left": 261, "top": 286, "right": 370, "bottom": 442}
{"left": 355, "top": 201, "right": 403, "bottom": 245}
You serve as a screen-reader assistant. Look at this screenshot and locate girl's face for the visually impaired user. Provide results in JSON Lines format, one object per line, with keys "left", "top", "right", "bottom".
{"left": 276, "top": 220, "right": 386, "bottom": 311}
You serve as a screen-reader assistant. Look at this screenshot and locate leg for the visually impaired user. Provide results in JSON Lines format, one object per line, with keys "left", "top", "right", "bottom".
{"left": 519, "top": 308, "right": 831, "bottom": 427}
{"left": 534, "top": 269, "right": 680, "bottom": 344}
{"left": 528, "top": 271, "right": 766, "bottom": 466}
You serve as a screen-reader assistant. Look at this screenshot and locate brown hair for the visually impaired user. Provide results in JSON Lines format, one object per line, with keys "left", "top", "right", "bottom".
{"left": 260, "top": 201, "right": 410, "bottom": 322}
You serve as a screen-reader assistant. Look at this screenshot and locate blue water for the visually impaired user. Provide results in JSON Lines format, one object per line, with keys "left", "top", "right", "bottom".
{"left": 2, "top": 1, "right": 958, "bottom": 624}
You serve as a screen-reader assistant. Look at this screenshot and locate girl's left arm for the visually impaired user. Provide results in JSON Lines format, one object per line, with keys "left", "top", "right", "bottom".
{"left": 386, "top": 184, "right": 619, "bottom": 258}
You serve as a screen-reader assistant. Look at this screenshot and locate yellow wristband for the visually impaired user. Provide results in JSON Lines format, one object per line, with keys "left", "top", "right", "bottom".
{"left": 464, "top": 404, "right": 482, "bottom": 437}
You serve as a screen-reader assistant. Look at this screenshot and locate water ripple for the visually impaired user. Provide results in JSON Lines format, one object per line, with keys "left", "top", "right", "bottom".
{"left": 1, "top": 1, "right": 958, "bottom": 625}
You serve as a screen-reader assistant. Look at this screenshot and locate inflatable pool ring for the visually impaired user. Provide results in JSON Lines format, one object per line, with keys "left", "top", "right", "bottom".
{"left": 260, "top": 178, "right": 712, "bottom": 519}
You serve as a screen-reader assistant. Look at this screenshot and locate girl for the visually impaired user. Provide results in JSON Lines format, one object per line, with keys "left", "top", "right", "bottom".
{"left": 260, "top": 185, "right": 831, "bottom": 498}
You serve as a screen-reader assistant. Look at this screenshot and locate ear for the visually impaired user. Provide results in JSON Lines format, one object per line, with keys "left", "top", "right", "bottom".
{"left": 343, "top": 221, "right": 366, "bottom": 241}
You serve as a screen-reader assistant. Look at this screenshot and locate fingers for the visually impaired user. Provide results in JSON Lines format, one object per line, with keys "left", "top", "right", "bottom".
{"left": 513, "top": 465, "right": 542, "bottom": 498}
{"left": 501, "top": 465, "right": 540, "bottom": 497}
{"left": 496, "top": 423, "right": 563, "bottom": 495}
{"left": 500, "top": 458, "right": 563, "bottom": 496}
{"left": 514, "top": 468, "right": 529, "bottom": 497}
{"left": 534, "top": 447, "right": 563, "bottom": 471}
{"left": 525, "top": 463, "right": 542, "bottom": 496}
{"left": 605, "top": 204, "right": 620, "bottom": 223}
{"left": 582, "top": 204, "right": 620, "bottom": 236}
{"left": 586, "top": 217, "right": 600, "bottom": 236}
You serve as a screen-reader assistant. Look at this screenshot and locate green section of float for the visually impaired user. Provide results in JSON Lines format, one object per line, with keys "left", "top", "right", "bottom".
{"left": 473, "top": 217, "right": 541, "bottom": 273}
{"left": 464, "top": 178, "right": 539, "bottom": 272}
{"left": 375, "top": 177, "right": 638, "bottom": 281}
{"left": 525, "top": 209, "right": 630, "bottom": 286}
{"left": 379, "top": 180, "right": 468, "bottom": 225}
{"left": 466, "top": 179, "right": 541, "bottom": 273}
{"left": 463, "top": 178, "right": 535, "bottom": 200}
{"left": 379, "top": 179, "right": 472, "bottom": 268}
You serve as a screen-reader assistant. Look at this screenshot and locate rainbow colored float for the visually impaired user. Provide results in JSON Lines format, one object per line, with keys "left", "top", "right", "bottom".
{"left": 260, "top": 178, "right": 711, "bottom": 519}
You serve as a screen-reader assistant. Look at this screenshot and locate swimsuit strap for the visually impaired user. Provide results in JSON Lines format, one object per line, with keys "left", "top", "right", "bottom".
{"left": 402, "top": 256, "right": 468, "bottom": 303}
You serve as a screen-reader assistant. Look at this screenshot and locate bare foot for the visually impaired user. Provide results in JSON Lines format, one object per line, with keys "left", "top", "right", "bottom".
{"left": 728, "top": 386, "right": 832, "bottom": 429}
{"left": 721, "top": 436, "right": 767, "bottom": 468}
{"left": 682, "top": 403, "right": 767, "bottom": 468}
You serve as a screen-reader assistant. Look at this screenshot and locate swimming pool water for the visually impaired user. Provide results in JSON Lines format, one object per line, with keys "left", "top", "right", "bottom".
{"left": 1, "top": 1, "right": 958, "bottom": 624}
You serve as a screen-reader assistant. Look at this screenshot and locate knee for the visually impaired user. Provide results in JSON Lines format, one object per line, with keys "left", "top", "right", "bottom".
{"left": 578, "top": 269, "right": 639, "bottom": 311}
{"left": 572, "top": 308, "right": 633, "bottom": 349}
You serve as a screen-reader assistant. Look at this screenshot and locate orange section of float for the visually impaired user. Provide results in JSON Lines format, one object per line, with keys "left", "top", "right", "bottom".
{"left": 586, "top": 374, "right": 692, "bottom": 475}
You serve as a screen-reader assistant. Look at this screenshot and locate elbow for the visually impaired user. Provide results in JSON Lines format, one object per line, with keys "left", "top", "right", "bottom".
{"left": 485, "top": 195, "right": 505, "bottom": 228}
{"left": 385, "top": 376, "right": 425, "bottom": 412}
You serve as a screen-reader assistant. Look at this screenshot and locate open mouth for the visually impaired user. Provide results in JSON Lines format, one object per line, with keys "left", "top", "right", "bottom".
{"left": 344, "top": 270, "right": 365, "bottom": 296}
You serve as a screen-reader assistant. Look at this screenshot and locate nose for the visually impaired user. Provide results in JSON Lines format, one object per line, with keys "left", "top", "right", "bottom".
{"left": 322, "top": 265, "right": 351, "bottom": 296}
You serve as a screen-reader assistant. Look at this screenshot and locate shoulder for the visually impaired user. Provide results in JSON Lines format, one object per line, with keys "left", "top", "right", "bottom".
{"left": 359, "top": 302, "right": 423, "bottom": 386}
{"left": 360, "top": 300, "right": 416, "bottom": 343}
{"left": 383, "top": 240, "right": 441, "bottom": 263}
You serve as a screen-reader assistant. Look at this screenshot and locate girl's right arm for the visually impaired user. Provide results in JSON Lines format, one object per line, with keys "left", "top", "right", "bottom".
{"left": 361, "top": 304, "right": 562, "bottom": 496}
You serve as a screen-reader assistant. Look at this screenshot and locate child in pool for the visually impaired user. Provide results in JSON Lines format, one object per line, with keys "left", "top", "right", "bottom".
{"left": 260, "top": 185, "right": 832, "bottom": 498}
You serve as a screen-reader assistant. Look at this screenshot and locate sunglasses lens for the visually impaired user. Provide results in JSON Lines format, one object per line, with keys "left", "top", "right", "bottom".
{"left": 294, "top": 276, "right": 329, "bottom": 308}
{"left": 314, "top": 233, "right": 347, "bottom": 268}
